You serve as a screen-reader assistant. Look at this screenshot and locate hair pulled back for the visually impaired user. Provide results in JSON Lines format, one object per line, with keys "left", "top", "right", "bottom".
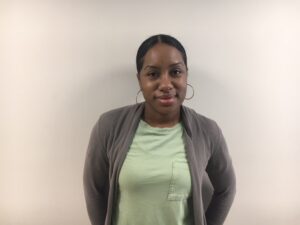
{"left": 136, "top": 34, "right": 188, "bottom": 75}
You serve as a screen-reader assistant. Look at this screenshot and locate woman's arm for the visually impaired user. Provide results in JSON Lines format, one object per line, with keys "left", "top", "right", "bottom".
{"left": 205, "top": 124, "right": 236, "bottom": 225}
{"left": 83, "top": 116, "right": 109, "bottom": 225}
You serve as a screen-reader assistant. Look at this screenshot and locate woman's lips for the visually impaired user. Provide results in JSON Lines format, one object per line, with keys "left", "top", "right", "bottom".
{"left": 156, "top": 95, "right": 175, "bottom": 106}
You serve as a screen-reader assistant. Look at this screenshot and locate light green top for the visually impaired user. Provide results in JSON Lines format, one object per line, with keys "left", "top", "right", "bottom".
{"left": 113, "top": 120, "right": 193, "bottom": 225}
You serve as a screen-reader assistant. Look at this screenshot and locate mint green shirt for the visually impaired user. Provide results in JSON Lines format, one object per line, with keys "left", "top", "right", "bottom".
{"left": 113, "top": 120, "right": 193, "bottom": 225}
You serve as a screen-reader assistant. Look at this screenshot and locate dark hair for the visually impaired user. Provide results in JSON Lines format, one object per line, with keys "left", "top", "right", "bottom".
{"left": 136, "top": 34, "right": 188, "bottom": 74}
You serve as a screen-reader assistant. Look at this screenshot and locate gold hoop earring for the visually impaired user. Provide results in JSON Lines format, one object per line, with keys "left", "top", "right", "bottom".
{"left": 185, "top": 84, "right": 194, "bottom": 100}
{"left": 136, "top": 90, "right": 143, "bottom": 104}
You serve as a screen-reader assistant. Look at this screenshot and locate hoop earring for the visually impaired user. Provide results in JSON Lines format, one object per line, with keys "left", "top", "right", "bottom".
{"left": 136, "top": 89, "right": 143, "bottom": 104}
{"left": 185, "top": 84, "right": 194, "bottom": 100}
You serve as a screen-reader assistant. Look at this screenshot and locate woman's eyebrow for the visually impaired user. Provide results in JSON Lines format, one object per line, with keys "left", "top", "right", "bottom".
{"left": 143, "top": 65, "right": 159, "bottom": 70}
{"left": 169, "top": 62, "right": 184, "bottom": 67}
{"left": 143, "top": 62, "right": 184, "bottom": 70}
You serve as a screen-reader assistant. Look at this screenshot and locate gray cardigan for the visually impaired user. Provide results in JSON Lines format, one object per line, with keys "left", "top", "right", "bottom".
{"left": 83, "top": 103, "right": 236, "bottom": 225}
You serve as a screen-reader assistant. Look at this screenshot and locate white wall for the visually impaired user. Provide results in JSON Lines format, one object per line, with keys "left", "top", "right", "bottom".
{"left": 1, "top": 1, "right": 300, "bottom": 225}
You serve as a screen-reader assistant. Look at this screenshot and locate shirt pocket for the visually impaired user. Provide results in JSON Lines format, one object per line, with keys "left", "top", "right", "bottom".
{"left": 167, "top": 160, "right": 192, "bottom": 201}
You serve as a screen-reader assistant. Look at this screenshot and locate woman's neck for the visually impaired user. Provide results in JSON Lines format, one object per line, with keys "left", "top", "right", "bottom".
{"left": 143, "top": 106, "right": 180, "bottom": 128}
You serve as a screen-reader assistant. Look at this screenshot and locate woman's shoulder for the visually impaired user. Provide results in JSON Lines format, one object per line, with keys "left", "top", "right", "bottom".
{"left": 182, "top": 105, "right": 219, "bottom": 127}
{"left": 100, "top": 104, "right": 139, "bottom": 119}
{"left": 94, "top": 103, "right": 144, "bottom": 129}
{"left": 182, "top": 105, "right": 222, "bottom": 140}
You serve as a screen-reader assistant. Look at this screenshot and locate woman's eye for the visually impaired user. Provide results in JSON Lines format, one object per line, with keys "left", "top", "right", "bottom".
{"left": 171, "top": 69, "right": 182, "bottom": 76}
{"left": 147, "top": 71, "right": 159, "bottom": 78}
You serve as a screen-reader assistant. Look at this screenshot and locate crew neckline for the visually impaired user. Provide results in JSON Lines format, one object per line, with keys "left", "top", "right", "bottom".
{"left": 140, "top": 119, "right": 181, "bottom": 131}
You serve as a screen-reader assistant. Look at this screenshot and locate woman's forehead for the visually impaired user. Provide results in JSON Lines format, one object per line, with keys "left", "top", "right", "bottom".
{"left": 143, "top": 43, "right": 184, "bottom": 67}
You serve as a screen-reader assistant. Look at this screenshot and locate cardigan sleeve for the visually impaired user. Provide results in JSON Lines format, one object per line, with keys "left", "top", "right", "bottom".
{"left": 205, "top": 123, "right": 236, "bottom": 225}
{"left": 83, "top": 116, "right": 109, "bottom": 225}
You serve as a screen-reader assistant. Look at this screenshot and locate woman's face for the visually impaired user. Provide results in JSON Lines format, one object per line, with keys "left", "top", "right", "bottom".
{"left": 138, "top": 43, "right": 187, "bottom": 117}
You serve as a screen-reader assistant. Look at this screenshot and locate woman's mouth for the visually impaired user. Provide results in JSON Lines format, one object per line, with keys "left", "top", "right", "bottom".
{"left": 156, "top": 95, "right": 176, "bottom": 106}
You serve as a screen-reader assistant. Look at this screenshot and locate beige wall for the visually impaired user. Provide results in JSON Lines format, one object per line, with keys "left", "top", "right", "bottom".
{"left": 1, "top": 1, "right": 300, "bottom": 224}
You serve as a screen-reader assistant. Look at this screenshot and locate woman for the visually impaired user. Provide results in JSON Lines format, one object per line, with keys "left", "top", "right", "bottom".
{"left": 83, "top": 34, "right": 236, "bottom": 225}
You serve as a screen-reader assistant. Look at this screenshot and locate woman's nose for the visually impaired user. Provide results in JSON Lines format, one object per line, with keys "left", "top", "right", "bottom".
{"left": 159, "top": 73, "right": 173, "bottom": 91}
